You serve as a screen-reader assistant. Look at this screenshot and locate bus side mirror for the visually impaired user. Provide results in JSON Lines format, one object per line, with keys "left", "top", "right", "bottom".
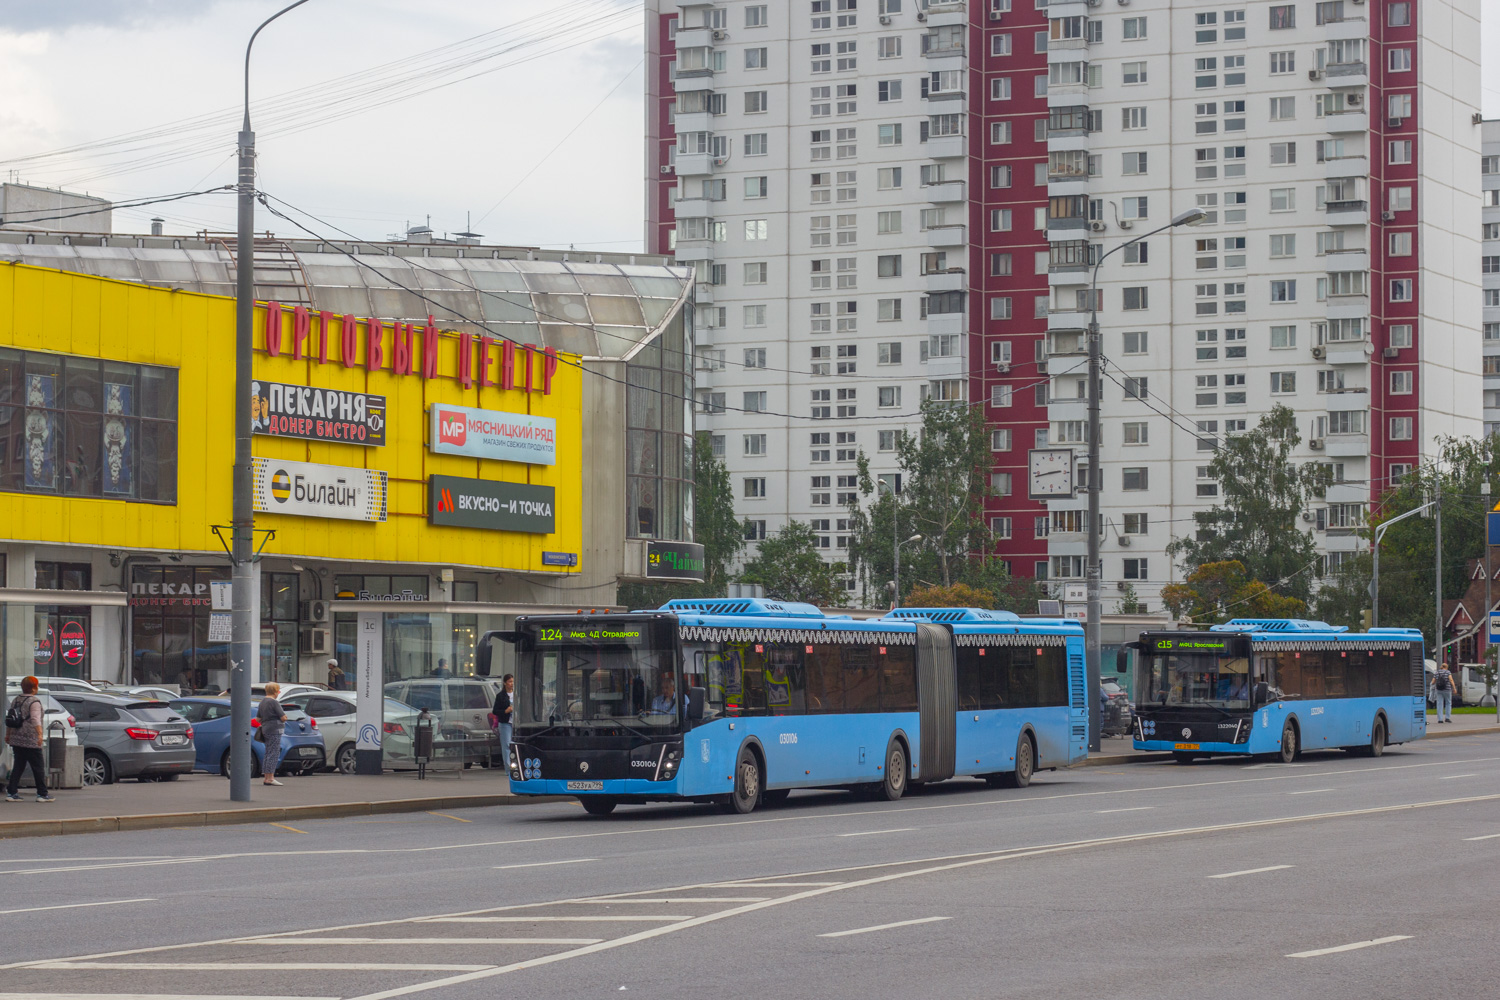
{"left": 1115, "top": 649, "right": 1128, "bottom": 673}
{"left": 1252, "top": 682, "right": 1270, "bottom": 707}
{"left": 476, "top": 631, "right": 520, "bottom": 677}
{"left": 687, "top": 686, "right": 706, "bottom": 722}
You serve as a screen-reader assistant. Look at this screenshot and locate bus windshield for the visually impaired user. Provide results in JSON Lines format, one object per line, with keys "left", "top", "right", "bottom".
{"left": 1142, "top": 651, "right": 1252, "bottom": 710}
{"left": 515, "top": 620, "right": 678, "bottom": 731}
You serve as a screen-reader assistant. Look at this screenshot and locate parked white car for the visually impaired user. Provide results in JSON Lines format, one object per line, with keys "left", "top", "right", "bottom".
{"left": 3, "top": 689, "right": 80, "bottom": 747}
{"left": 1425, "top": 659, "right": 1490, "bottom": 706}
{"left": 278, "top": 691, "right": 421, "bottom": 773}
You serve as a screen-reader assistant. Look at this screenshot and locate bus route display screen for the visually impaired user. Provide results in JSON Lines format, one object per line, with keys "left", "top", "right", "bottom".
{"left": 529, "top": 624, "right": 648, "bottom": 647}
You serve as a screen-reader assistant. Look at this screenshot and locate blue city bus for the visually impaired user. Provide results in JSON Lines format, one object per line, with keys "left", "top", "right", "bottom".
{"left": 1130, "top": 618, "right": 1426, "bottom": 763}
{"left": 481, "top": 599, "right": 1087, "bottom": 815}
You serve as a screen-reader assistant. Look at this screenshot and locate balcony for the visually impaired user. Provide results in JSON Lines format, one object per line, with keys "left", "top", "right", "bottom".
{"left": 924, "top": 268, "right": 966, "bottom": 292}
{"left": 1325, "top": 481, "right": 1369, "bottom": 504}
{"left": 925, "top": 311, "right": 965, "bottom": 336}
{"left": 1326, "top": 389, "right": 1371, "bottom": 412}
{"left": 673, "top": 110, "right": 712, "bottom": 135}
{"left": 1324, "top": 199, "right": 1368, "bottom": 226}
{"left": 1047, "top": 308, "right": 1092, "bottom": 331}
{"left": 1323, "top": 154, "right": 1369, "bottom": 179}
{"left": 1047, "top": 215, "right": 1089, "bottom": 232}
{"left": 1324, "top": 248, "right": 1370, "bottom": 271}
{"left": 673, "top": 196, "right": 715, "bottom": 219}
{"left": 672, "top": 72, "right": 715, "bottom": 93}
{"left": 1324, "top": 340, "right": 1371, "bottom": 365}
{"left": 926, "top": 134, "right": 966, "bottom": 159}
{"left": 1325, "top": 61, "right": 1369, "bottom": 87}
{"left": 1325, "top": 295, "right": 1371, "bottom": 320}
{"left": 1047, "top": 330, "right": 1086, "bottom": 356}
{"left": 672, "top": 243, "right": 715, "bottom": 264}
{"left": 1324, "top": 109, "right": 1369, "bottom": 134}
{"left": 1324, "top": 433, "right": 1369, "bottom": 458}
{"left": 927, "top": 353, "right": 967, "bottom": 378}
{"left": 674, "top": 26, "right": 713, "bottom": 49}
{"left": 924, "top": 1, "right": 968, "bottom": 28}
{"left": 926, "top": 224, "right": 966, "bottom": 248}
{"left": 675, "top": 151, "right": 716, "bottom": 177}
{"left": 925, "top": 180, "right": 966, "bottom": 203}
{"left": 692, "top": 282, "right": 715, "bottom": 305}
{"left": 1323, "top": 15, "right": 1370, "bottom": 41}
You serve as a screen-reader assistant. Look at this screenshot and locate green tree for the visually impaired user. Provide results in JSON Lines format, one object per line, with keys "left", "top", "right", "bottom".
{"left": 1167, "top": 404, "right": 1322, "bottom": 606}
{"left": 1160, "top": 560, "right": 1307, "bottom": 625}
{"left": 1366, "top": 435, "right": 1500, "bottom": 649}
{"left": 616, "top": 432, "right": 744, "bottom": 610}
{"left": 905, "top": 582, "right": 999, "bottom": 610}
{"left": 739, "top": 521, "right": 845, "bottom": 606}
{"left": 1310, "top": 551, "right": 1372, "bottom": 632}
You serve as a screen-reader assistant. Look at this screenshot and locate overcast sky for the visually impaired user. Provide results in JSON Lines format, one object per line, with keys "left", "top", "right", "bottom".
{"left": 0, "top": 0, "right": 1496, "bottom": 252}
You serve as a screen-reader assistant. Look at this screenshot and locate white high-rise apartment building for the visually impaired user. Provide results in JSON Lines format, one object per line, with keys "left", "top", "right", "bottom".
{"left": 646, "top": 0, "right": 1481, "bottom": 609}
{"left": 1483, "top": 121, "right": 1500, "bottom": 436}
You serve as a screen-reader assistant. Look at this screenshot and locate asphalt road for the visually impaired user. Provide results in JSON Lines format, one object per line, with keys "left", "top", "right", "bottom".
{"left": 3, "top": 733, "right": 1499, "bottom": 1000}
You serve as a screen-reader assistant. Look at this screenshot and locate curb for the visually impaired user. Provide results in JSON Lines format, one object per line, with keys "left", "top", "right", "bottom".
{"left": 0, "top": 791, "right": 565, "bottom": 841}
{"left": 1081, "top": 721, "right": 1500, "bottom": 768}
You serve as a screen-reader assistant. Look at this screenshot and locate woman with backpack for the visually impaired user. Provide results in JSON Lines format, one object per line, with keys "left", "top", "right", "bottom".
{"left": 1432, "top": 662, "right": 1457, "bottom": 724}
{"left": 5, "top": 676, "right": 55, "bottom": 802}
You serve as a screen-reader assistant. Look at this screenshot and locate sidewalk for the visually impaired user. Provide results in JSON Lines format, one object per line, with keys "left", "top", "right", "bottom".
{"left": 1085, "top": 710, "right": 1500, "bottom": 766}
{"left": 0, "top": 766, "right": 546, "bottom": 840}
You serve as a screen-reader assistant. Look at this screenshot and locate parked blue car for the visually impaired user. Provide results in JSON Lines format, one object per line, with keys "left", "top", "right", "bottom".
{"left": 169, "top": 697, "right": 326, "bottom": 777}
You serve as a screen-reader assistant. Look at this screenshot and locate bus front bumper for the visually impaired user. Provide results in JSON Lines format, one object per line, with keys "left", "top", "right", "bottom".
{"left": 1133, "top": 739, "right": 1250, "bottom": 755}
{"left": 509, "top": 777, "right": 688, "bottom": 798}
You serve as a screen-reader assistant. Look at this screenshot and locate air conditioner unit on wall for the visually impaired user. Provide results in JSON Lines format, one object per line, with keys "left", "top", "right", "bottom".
{"left": 990, "top": 10, "right": 1003, "bottom": 20}
{"left": 879, "top": 14, "right": 891, "bottom": 24}
{"left": 1312, "top": 345, "right": 1326, "bottom": 359}
{"left": 1383, "top": 346, "right": 1400, "bottom": 358}
{"left": 1309, "top": 438, "right": 1325, "bottom": 450}
{"left": 1346, "top": 93, "right": 1363, "bottom": 106}
{"left": 712, "top": 29, "right": 726, "bottom": 40}
{"left": 300, "top": 600, "right": 329, "bottom": 623}
{"left": 1309, "top": 69, "right": 1324, "bottom": 81}
{"left": 916, "top": 11, "right": 927, "bottom": 20}
{"left": 299, "top": 628, "right": 331, "bottom": 655}
{"left": 1118, "top": 535, "right": 1132, "bottom": 546}
{"left": 1089, "top": 221, "right": 1107, "bottom": 232}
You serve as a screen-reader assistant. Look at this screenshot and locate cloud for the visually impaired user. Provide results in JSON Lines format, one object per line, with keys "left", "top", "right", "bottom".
{"left": 3, "top": 0, "right": 220, "bottom": 34}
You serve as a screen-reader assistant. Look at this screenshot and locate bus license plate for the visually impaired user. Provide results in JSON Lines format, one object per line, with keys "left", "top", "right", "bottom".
{"left": 1174, "top": 742, "right": 1200, "bottom": 750}
{"left": 567, "top": 781, "right": 604, "bottom": 791}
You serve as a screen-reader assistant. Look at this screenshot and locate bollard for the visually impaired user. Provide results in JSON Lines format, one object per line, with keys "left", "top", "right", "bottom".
{"left": 48, "top": 720, "right": 66, "bottom": 770}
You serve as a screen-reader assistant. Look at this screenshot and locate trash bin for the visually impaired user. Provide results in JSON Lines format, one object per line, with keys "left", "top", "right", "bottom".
{"left": 48, "top": 721, "right": 66, "bottom": 770}
{"left": 414, "top": 715, "right": 434, "bottom": 779}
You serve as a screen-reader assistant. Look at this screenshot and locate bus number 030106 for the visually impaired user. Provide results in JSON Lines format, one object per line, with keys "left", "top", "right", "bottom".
{"left": 780, "top": 733, "right": 798, "bottom": 744}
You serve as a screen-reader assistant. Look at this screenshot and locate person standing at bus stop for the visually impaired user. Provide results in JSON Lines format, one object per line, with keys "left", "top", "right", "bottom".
{"left": 493, "top": 674, "right": 514, "bottom": 766}
{"left": 257, "top": 682, "right": 288, "bottom": 785}
{"left": 5, "top": 676, "right": 54, "bottom": 803}
{"left": 1432, "top": 661, "right": 1457, "bottom": 724}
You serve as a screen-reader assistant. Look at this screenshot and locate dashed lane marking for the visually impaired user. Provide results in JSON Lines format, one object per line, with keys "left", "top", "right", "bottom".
{"left": 818, "top": 916, "right": 951, "bottom": 938}
{"left": 1286, "top": 935, "right": 1413, "bottom": 958}
{"left": 1209, "top": 865, "right": 1295, "bottom": 879}
{"left": 492, "top": 859, "right": 598, "bottom": 870}
{"left": 30, "top": 963, "right": 495, "bottom": 973}
{"left": 0, "top": 899, "right": 155, "bottom": 917}
{"left": 244, "top": 937, "right": 603, "bottom": 946}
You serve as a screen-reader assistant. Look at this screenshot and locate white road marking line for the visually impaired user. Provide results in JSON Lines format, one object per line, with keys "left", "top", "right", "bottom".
{"left": 332, "top": 794, "right": 1500, "bottom": 1000}
{"left": 0, "top": 898, "right": 155, "bottom": 917}
{"left": 712, "top": 881, "right": 842, "bottom": 887}
{"left": 6, "top": 752, "right": 1498, "bottom": 878}
{"left": 1440, "top": 774, "right": 1477, "bottom": 780}
{"left": 1286, "top": 935, "right": 1413, "bottom": 958}
{"left": 1209, "top": 865, "right": 1295, "bottom": 879}
{"left": 491, "top": 859, "right": 599, "bottom": 871}
{"left": 573, "top": 898, "right": 769, "bottom": 904}
{"left": 0, "top": 995, "right": 339, "bottom": 1000}
{"left": 420, "top": 916, "right": 694, "bottom": 923}
{"left": 1463, "top": 833, "right": 1500, "bottom": 841}
{"left": 245, "top": 937, "right": 602, "bottom": 946}
{"left": 31, "top": 963, "right": 496, "bottom": 972}
{"left": 818, "top": 916, "right": 951, "bottom": 938}
{"left": 1287, "top": 788, "right": 1334, "bottom": 795}
{"left": 837, "top": 828, "right": 917, "bottom": 838}
{"left": 1096, "top": 807, "right": 1154, "bottom": 814}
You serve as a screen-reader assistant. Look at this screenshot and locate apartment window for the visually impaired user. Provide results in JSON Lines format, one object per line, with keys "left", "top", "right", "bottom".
{"left": 989, "top": 428, "right": 1012, "bottom": 454}
{"left": 1124, "top": 376, "right": 1148, "bottom": 399}
{"left": 744, "top": 348, "right": 767, "bottom": 369}
{"left": 744, "top": 478, "right": 767, "bottom": 498}
{"left": 743, "top": 305, "right": 767, "bottom": 329}
{"left": 1269, "top": 234, "right": 1296, "bottom": 258}
{"left": 1121, "top": 196, "right": 1148, "bottom": 221}
{"left": 878, "top": 386, "right": 901, "bottom": 408}
{"left": 743, "top": 391, "right": 767, "bottom": 412}
{"left": 1270, "top": 142, "right": 1297, "bottom": 166}
{"left": 1122, "top": 107, "right": 1148, "bottom": 130}
{"left": 1269, "top": 4, "right": 1294, "bottom": 27}
{"left": 878, "top": 123, "right": 903, "bottom": 146}
{"left": 1123, "top": 331, "right": 1147, "bottom": 355}
{"left": 1268, "top": 324, "right": 1295, "bottom": 349}
{"left": 990, "top": 165, "right": 1012, "bottom": 189}
{"left": 1390, "top": 417, "right": 1413, "bottom": 440}
{"left": 1390, "top": 279, "right": 1414, "bottom": 302}
{"left": 1389, "top": 186, "right": 1413, "bottom": 212}
{"left": 990, "top": 252, "right": 1012, "bottom": 277}
{"left": 1389, "top": 47, "right": 1411, "bottom": 71}
{"left": 745, "top": 4, "right": 767, "bottom": 26}
{"left": 991, "top": 121, "right": 1012, "bottom": 145}
{"left": 878, "top": 299, "right": 902, "bottom": 321}
{"left": 1389, "top": 2, "right": 1410, "bottom": 25}
{"left": 877, "top": 254, "right": 902, "bottom": 278}
{"left": 699, "top": 391, "right": 725, "bottom": 414}
{"left": 743, "top": 262, "right": 768, "bottom": 285}
{"left": 745, "top": 91, "right": 769, "bottom": 115}
{"left": 1270, "top": 280, "right": 1297, "bottom": 303}
{"left": 743, "top": 434, "right": 767, "bottom": 457}
{"left": 1123, "top": 61, "right": 1147, "bottom": 85}
{"left": 1269, "top": 188, "right": 1296, "bottom": 212}
{"left": 1122, "top": 151, "right": 1148, "bottom": 175}
{"left": 1123, "top": 16, "right": 1146, "bottom": 38}
{"left": 990, "top": 297, "right": 1012, "bottom": 320}
{"left": 746, "top": 47, "right": 768, "bottom": 69}
{"left": 1123, "top": 287, "right": 1149, "bottom": 311}
{"left": 744, "top": 219, "right": 768, "bottom": 240}
{"left": 1382, "top": 325, "right": 1407, "bottom": 349}
{"left": 1122, "top": 468, "right": 1148, "bottom": 491}
{"left": 1390, "top": 232, "right": 1413, "bottom": 256}
{"left": 1270, "top": 371, "right": 1296, "bottom": 394}
{"left": 744, "top": 176, "right": 768, "bottom": 200}
{"left": 1124, "top": 242, "right": 1148, "bottom": 264}
{"left": 1390, "top": 370, "right": 1413, "bottom": 395}
{"left": 992, "top": 385, "right": 1013, "bottom": 408}
{"left": 1123, "top": 422, "right": 1148, "bottom": 445}
{"left": 878, "top": 35, "right": 901, "bottom": 59}
{"left": 1389, "top": 93, "right": 1413, "bottom": 120}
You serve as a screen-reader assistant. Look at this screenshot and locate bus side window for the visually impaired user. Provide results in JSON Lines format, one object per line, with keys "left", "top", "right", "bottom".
{"left": 806, "top": 645, "right": 845, "bottom": 713}
{"left": 880, "top": 645, "right": 918, "bottom": 712}
{"left": 739, "top": 647, "right": 768, "bottom": 716}
{"left": 1275, "top": 652, "right": 1301, "bottom": 699}
{"left": 843, "top": 645, "right": 881, "bottom": 713}
{"left": 1038, "top": 646, "right": 1068, "bottom": 706}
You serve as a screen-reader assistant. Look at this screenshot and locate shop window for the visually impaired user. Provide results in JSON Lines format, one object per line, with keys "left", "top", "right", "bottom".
{"left": 0, "top": 348, "right": 178, "bottom": 503}
{"left": 130, "top": 565, "right": 231, "bottom": 691}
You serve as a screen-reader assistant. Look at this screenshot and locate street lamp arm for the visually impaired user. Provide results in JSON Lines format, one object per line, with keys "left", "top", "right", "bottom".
{"left": 1372, "top": 500, "right": 1436, "bottom": 545}
{"left": 244, "top": 0, "right": 314, "bottom": 127}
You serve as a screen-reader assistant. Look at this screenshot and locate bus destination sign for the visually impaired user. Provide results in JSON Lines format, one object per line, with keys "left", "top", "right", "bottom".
{"left": 1148, "top": 636, "right": 1231, "bottom": 652}
{"left": 533, "top": 625, "right": 646, "bottom": 646}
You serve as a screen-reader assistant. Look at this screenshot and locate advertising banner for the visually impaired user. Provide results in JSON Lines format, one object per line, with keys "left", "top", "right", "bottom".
{"left": 251, "top": 380, "right": 386, "bottom": 446}
{"left": 429, "top": 475, "right": 555, "bottom": 534}
{"left": 647, "top": 540, "right": 706, "bottom": 580}
{"left": 429, "top": 403, "right": 556, "bottom": 465}
{"left": 252, "top": 457, "right": 388, "bottom": 522}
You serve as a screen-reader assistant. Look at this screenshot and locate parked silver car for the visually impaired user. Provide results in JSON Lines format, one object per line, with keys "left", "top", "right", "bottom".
{"left": 383, "top": 677, "right": 499, "bottom": 763}
{"left": 279, "top": 692, "right": 422, "bottom": 773}
{"left": 51, "top": 693, "right": 194, "bottom": 785}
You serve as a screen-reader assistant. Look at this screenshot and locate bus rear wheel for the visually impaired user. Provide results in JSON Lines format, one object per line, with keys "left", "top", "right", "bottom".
{"left": 996, "top": 734, "right": 1034, "bottom": 789}
{"left": 1357, "top": 718, "right": 1387, "bottom": 758}
{"left": 1278, "top": 720, "right": 1299, "bottom": 764}
{"left": 580, "top": 797, "right": 617, "bottom": 816}
{"left": 721, "top": 747, "right": 761, "bottom": 814}
{"left": 875, "top": 741, "right": 908, "bottom": 801}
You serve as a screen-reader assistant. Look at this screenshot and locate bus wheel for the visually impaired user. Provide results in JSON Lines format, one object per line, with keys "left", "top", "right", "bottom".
{"left": 762, "top": 789, "right": 791, "bottom": 807}
{"left": 998, "top": 734, "right": 1035, "bottom": 789}
{"left": 1278, "top": 720, "right": 1299, "bottom": 764}
{"left": 1366, "top": 718, "right": 1386, "bottom": 758}
{"left": 580, "top": 797, "right": 617, "bottom": 816}
{"left": 722, "top": 747, "right": 761, "bottom": 814}
{"left": 876, "top": 741, "right": 908, "bottom": 801}
{"left": 1172, "top": 753, "right": 1196, "bottom": 765}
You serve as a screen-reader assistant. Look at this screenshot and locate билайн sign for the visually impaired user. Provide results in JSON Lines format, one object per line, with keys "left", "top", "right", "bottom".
{"left": 252, "top": 457, "right": 389, "bottom": 522}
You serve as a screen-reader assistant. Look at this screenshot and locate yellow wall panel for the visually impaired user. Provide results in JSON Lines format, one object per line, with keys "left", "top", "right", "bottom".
{"left": 1, "top": 263, "right": 584, "bottom": 572}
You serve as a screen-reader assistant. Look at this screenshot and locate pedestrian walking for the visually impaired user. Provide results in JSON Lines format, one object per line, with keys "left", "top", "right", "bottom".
{"left": 5, "top": 676, "right": 55, "bottom": 802}
{"left": 1432, "top": 662, "right": 1457, "bottom": 724}
{"left": 257, "top": 682, "right": 288, "bottom": 786}
{"left": 327, "top": 658, "right": 345, "bottom": 691}
{"left": 493, "top": 673, "right": 515, "bottom": 767}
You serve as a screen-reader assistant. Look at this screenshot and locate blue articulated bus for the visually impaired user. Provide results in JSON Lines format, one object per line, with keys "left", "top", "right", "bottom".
{"left": 482, "top": 599, "right": 1087, "bottom": 815}
{"left": 1130, "top": 618, "right": 1426, "bottom": 763}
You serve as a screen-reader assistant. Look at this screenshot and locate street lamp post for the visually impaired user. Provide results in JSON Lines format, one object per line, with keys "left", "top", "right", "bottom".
{"left": 1369, "top": 498, "right": 1434, "bottom": 628}
{"left": 1084, "top": 208, "right": 1205, "bottom": 753}
{"left": 894, "top": 532, "right": 923, "bottom": 609}
{"left": 230, "top": 0, "right": 312, "bottom": 802}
